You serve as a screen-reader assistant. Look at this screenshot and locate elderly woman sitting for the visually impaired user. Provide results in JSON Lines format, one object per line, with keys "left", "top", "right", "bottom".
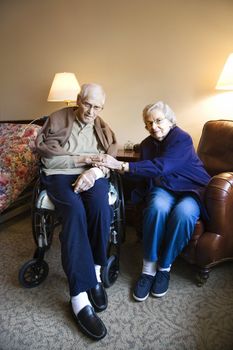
{"left": 89, "top": 101, "right": 210, "bottom": 301}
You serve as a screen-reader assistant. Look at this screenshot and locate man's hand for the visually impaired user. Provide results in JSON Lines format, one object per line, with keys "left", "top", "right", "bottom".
{"left": 91, "top": 154, "right": 123, "bottom": 170}
{"left": 73, "top": 168, "right": 98, "bottom": 193}
{"left": 73, "top": 155, "right": 93, "bottom": 167}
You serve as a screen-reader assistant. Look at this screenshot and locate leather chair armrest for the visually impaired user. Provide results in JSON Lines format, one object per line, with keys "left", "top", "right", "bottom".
{"left": 204, "top": 172, "right": 233, "bottom": 235}
{"left": 195, "top": 172, "right": 233, "bottom": 267}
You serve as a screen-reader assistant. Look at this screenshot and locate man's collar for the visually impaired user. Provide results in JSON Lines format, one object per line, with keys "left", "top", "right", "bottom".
{"left": 75, "top": 116, "right": 94, "bottom": 128}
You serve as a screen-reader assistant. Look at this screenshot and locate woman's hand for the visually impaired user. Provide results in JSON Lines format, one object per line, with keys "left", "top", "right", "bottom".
{"left": 91, "top": 154, "right": 123, "bottom": 170}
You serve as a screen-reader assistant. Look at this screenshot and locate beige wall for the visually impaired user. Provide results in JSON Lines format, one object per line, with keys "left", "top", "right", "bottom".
{"left": 1, "top": 0, "right": 233, "bottom": 148}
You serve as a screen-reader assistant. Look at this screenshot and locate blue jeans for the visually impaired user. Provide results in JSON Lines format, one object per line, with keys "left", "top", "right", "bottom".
{"left": 41, "top": 174, "right": 112, "bottom": 296}
{"left": 143, "top": 187, "right": 200, "bottom": 268}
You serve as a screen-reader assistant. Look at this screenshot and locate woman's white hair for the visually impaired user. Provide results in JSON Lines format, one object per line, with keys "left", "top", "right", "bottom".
{"left": 143, "top": 101, "right": 177, "bottom": 126}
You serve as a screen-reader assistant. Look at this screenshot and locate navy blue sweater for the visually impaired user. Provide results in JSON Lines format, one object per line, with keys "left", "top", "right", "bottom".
{"left": 129, "top": 127, "right": 211, "bottom": 218}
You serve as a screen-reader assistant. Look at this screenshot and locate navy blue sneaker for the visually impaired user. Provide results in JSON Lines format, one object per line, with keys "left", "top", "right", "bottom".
{"left": 133, "top": 274, "right": 155, "bottom": 301}
{"left": 151, "top": 271, "right": 170, "bottom": 297}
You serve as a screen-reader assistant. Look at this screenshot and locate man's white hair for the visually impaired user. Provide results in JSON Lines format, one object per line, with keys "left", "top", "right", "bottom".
{"left": 78, "top": 83, "right": 106, "bottom": 105}
{"left": 143, "top": 101, "right": 177, "bottom": 126}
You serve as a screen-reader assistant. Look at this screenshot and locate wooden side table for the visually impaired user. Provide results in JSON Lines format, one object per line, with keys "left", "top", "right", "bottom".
{"left": 116, "top": 150, "right": 140, "bottom": 162}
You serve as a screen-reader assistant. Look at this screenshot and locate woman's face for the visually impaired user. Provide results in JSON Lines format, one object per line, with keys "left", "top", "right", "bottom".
{"left": 144, "top": 109, "right": 173, "bottom": 141}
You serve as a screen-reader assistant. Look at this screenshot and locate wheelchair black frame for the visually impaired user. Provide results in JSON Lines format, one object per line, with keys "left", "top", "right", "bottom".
{"left": 18, "top": 171, "right": 125, "bottom": 289}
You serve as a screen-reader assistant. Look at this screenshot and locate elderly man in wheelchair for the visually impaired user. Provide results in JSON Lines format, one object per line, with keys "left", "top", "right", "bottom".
{"left": 21, "top": 83, "right": 121, "bottom": 341}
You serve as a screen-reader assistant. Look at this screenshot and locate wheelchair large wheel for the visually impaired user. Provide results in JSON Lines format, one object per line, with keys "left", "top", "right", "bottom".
{"left": 101, "top": 255, "right": 119, "bottom": 288}
{"left": 110, "top": 172, "right": 126, "bottom": 242}
{"left": 32, "top": 178, "right": 55, "bottom": 249}
{"left": 116, "top": 175, "right": 126, "bottom": 240}
{"left": 18, "top": 258, "right": 49, "bottom": 288}
{"left": 32, "top": 210, "right": 55, "bottom": 249}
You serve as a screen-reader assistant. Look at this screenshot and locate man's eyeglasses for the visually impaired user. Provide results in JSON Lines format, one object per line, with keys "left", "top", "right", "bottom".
{"left": 81, "top": 100, "right": 103, "bottom": 113}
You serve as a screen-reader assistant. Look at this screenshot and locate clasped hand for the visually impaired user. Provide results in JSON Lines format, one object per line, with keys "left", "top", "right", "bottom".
{"left": 74, "top": 155, "right": 93, "bottom": 166}
{"left": 90, "top": 154, "right": 122, "bottom": 170}
{"left": 72, "top": 154, "right": 121, "bottom": 193}
{"left": 75, "top": 154, "right": 121, "bottom": 170}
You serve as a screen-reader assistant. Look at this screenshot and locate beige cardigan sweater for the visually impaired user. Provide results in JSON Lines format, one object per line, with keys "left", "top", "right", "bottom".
{"left": 36, "top": 107, "right": 118, "bottom": 158}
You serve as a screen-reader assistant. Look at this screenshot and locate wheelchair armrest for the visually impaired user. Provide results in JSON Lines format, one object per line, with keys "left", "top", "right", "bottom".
{"left": 35, "top": 178, "right": 119, "bottom": 209}
{"left": 36, "top": 190, "right": 55, "bottom": 210}
{"left": 204, "top": 172, "right": 233, "bottom": 235}
{"left": 108, "top": 183, "right": 118, "bottom": 205}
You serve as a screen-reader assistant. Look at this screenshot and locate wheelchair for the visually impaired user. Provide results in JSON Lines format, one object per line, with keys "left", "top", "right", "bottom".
{"left": 19, "top": 171, "right": 125, "bottom": 289}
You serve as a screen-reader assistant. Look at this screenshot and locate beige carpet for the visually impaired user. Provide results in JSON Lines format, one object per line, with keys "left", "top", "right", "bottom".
{"left": 0, "top": 214, "right": 233, "bottom": 350}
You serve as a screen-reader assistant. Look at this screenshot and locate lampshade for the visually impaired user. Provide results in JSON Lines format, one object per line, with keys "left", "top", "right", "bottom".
{"left": 47, "top": 72, "right": 81, "bottom": 103}
{"left": 216, "top": 53, "right": 233, "bottom": 90}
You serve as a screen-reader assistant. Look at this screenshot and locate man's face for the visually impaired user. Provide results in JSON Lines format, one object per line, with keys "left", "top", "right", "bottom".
{"left": 77, "top": 89, "right": 104, "bottom": 124}
{"left": 144, "top": 109, "right": 172, "bottom": 141}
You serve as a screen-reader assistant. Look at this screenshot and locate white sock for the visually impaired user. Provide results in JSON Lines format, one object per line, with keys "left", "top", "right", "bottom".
{"left": 95, "top": 264, "right": 102, "bottom": 283}
{"left": 71, "top": 292, "right": 91, "bottom": 315}
{"left": 142, "top": 259, "right": 157, "bottom": 276}
{"left": 158, "top": 265, "right": 171, "bottom": 272}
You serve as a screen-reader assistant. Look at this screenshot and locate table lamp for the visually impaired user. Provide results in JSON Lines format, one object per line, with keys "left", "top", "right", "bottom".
{"left": 47, "top": 72, "right": 81, "bottom": 105}
{"left": 215, "top": 53, "right": 233, "bottom": 90}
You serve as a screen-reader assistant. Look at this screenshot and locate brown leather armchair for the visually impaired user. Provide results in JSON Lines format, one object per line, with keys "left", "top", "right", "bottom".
{"left": 181, "top": 120, "right": 233, "bottom": 284}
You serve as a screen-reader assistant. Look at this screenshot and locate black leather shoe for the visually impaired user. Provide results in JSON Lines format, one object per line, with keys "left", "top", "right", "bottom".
{"left": 87, "top": 282, "right": 108, "bottom": 312}
{"left": 71, "top": 304, "right": 107, "bottom": 341}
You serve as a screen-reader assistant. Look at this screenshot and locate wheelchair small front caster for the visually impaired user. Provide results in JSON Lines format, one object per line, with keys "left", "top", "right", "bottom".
{"left": 101, "top": 255, "right": 119, "bottom": 288}
{"left": 19, "top": 258, "right": 49, "bottom": 288}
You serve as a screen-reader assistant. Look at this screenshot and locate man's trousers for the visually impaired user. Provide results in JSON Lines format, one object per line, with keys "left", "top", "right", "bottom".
{"left": 42, "top": 173, "right": 112, "bottom": 296}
